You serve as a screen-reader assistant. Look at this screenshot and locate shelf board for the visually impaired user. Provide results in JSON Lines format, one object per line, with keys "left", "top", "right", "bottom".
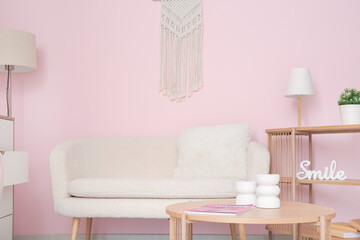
{"left": 266, "top": 128, "right": 294, "bottom": 134}
{"left": 280, "top": 177, "right": 360, "bottom": 186}
{"left": 266, "top": 124, "right": 360, "bottom": 135}
{"left": 296, "top": 124, "right": 360, "bottom": 134}
{"left": 297, "top": 179, "right": 360, "bottom": 186}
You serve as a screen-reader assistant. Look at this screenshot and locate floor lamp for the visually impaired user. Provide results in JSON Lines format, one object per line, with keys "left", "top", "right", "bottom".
{"left": 0, "top": 29, "right": 37, "bottom": 117}
{"left": 285, "top": 68, "right": 315, "bottom": 127}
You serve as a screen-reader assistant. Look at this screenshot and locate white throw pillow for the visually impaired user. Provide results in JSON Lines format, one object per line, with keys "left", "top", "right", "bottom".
{"left": 173, "top": 124, "right": 251, "bottom": 179}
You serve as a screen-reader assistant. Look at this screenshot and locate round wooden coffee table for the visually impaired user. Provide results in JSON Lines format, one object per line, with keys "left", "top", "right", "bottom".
{"left": 166, "top": 200, "right": 336, "bottom": 240}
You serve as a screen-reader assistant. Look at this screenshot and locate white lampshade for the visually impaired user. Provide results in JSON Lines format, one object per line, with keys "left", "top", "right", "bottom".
{"left": 285, "top": 68, "right": 314, "bottom": 98}
{"left": 0, "top": 29, "right": 37, "bottom": 73}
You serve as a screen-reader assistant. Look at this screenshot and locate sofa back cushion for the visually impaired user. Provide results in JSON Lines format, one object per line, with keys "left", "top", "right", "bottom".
{"left": 173, "top": 124, "right": 251, "bottom": 179}
{"left": 66, "top": 136, "right": 178, "bottom": 179}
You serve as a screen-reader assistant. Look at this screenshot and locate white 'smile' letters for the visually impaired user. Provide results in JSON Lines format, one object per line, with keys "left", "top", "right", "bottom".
{"left": 296, "top": 160, "right": 347, "bottom": 180}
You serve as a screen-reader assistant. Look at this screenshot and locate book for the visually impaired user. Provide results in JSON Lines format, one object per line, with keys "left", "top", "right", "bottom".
{"left": 185, "top": 204, "right": 254, "bottom": 216}
{"left": 350, "top": 219, "right": 360, "bottom": 232}
{"left": 332, "top": 237, "right": 360, "bottom": 240}
{"left": 332, "top": 229, "right": 360, "bottom": 238}
{"left": 332, "top": 222, "right": 359, "bottom": 233}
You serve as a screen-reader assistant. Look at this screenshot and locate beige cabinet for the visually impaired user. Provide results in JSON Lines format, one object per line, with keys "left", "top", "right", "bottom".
{"left": 0, "top": 117, "right": 14, "bottom": 240}
{"left": 0, "top": 117, "right": 29, "bottom": 240}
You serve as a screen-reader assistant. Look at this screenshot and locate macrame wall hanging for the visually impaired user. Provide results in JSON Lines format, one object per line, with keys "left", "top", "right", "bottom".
{"left": 160, "top": 0, "right": 203, "bottom": 101}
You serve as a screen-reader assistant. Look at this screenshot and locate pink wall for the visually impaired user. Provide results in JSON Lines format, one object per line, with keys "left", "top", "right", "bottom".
{"left": 1, "top": 0, "right": 360, "bottom": 235}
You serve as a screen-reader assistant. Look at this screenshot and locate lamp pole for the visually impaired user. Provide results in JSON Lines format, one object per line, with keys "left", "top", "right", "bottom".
{"left": 5, "top": 65, "right": 14, "bottom": 117}
{"left": 298, "top": 97, "right": 301, "bottom": 127}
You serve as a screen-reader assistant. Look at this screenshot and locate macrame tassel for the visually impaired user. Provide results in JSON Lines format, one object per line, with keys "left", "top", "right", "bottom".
{"left": 160, "top": 26, "right": 165, "bottom": 91}
{"left": 181, "top": 37, "right": 187, "bottom": 98}
{"left": 160, "top": 0, "right": 203, "bottom": 101}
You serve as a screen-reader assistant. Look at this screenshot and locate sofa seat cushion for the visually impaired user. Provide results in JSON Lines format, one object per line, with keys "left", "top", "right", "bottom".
{"left": 56, "top": 198, "right": 230, "bottom": 218}
{"left": 68, "top": 178, "right": 240, "bottom": 199}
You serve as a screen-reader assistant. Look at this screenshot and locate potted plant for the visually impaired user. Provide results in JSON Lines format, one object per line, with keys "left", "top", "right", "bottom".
{"left": 338, "top": 88, "right": 360, "bottom": 125}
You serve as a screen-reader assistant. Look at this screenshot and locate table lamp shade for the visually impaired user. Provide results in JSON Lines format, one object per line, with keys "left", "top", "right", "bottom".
{"left": 285, "top": 68, "right": 314, "bottom": 97}
{"left": 0, "top": 29, "right": 37, "bottom": 73}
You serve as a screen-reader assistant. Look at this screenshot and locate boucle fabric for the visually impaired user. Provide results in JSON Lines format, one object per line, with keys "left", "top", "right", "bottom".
{"left": 56, "top": 198, "right": 214, "bottom": 218}
{"left": 50, "top": 135, "right": 270, "bottom": 218}
{"left": 68, "top": 178, "right": 240, "bottom": 199}
{"left": 246, "top": 142, "right": 270, "bottom": 180}
{"left": 173, "top": 124, "right": 251, "bottom": 178}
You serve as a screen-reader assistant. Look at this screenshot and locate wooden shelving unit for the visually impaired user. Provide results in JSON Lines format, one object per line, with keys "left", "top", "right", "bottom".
{"left": 266, "top": 124, "right": 360, "bottom": 190}
{"left": 265, "top": 124, "right": 360, "bottom": 239}
{"left": 266, "top": 124, "right": 360, "bottom": 135}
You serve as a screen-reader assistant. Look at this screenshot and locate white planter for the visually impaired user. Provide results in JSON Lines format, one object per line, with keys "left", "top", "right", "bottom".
{"left": 340, "top": 105, "right": 360, "bottom": 125}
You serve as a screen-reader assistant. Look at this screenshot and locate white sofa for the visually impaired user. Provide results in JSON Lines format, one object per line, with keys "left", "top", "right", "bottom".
{"left": 49, "top": 124, "right": 270, "bottom": 239}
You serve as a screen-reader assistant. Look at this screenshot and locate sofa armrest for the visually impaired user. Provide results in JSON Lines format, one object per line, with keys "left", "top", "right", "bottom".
{"left": 49, "top": 141, "right": 75, "bottom": 214}
{"left": 246, "top": 141, "right": 270, "bottom": 180}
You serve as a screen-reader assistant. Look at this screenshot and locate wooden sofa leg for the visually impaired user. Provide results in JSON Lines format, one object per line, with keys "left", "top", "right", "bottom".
{"left": 238, "top": 224, "right": 246, "bottom": 240}
{"left": 86, "top": 218, "right": 92, "bottom": 240}
{"left": 71, "top": 217, "right": 80, "bottom": 240}
{"left": 230, "top": 223, "right": 237, "bottom": 240}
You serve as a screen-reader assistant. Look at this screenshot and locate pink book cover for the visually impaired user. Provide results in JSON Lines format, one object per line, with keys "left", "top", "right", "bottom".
{"left": 185, "top": 204, "right": 254, "bottom": 216}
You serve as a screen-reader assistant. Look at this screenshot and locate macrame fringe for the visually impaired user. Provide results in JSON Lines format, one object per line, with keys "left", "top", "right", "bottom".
{"left": 160, "top": 22, "right": 203, "bottom": 101}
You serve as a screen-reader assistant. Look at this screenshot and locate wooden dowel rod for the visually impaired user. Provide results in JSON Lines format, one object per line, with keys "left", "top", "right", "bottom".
{"left": 298, "top": 97, "right": 301, "bottom": 127}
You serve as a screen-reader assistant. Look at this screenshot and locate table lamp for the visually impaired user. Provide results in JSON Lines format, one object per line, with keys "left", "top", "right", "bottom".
{"left": 0, "top": 29, "right": 37, "bottom": 117}
{"left": 285, "top": 68, "right": 314, "bottom": 127}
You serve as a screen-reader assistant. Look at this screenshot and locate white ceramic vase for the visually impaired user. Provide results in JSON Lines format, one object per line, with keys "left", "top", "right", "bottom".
{"left": 340, "top": 105, "right": 360, "bottom": 125}
{"left": 255, "top": 174, "right": 280, "bottom": 208}
{"left": 235, "top": 181, "right": 257, "bottom": 205}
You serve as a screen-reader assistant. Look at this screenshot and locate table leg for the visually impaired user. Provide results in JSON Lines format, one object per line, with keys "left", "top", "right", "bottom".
{"left": 230, "top": 224, "right": 237, "bottom": 240}
{"left": 188, "top": 223, "right": 193, "bottom": 240}
{"left": 320, "top": 216, "right": 331, "bottom": 240}
{"left": 298, "top": 224, "right": 303, "bottom": 240}
{"left": 293, "top": 224, "right": 298, "bottom": 240}
{"left": 182, "top": 214, "right": 187, "bottom": 240}
{"left": 238, "top": 224, "right": 246, "bottom": 240}
{"left": 170, "top": 217, "right": 176, "bottom": 240}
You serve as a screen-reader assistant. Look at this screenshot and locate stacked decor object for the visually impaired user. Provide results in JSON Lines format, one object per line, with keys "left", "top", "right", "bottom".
{"left": 350, "top": 219, "right": 360, "bottom": 232}
{"left": 255, "top": 174, "right": 281, "bottom": 208}
{"left": 235, "top": 181, "right": 257, "bottom": 205}
{"left": 330, "top": 219, "right": 360, "bottom": 239}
